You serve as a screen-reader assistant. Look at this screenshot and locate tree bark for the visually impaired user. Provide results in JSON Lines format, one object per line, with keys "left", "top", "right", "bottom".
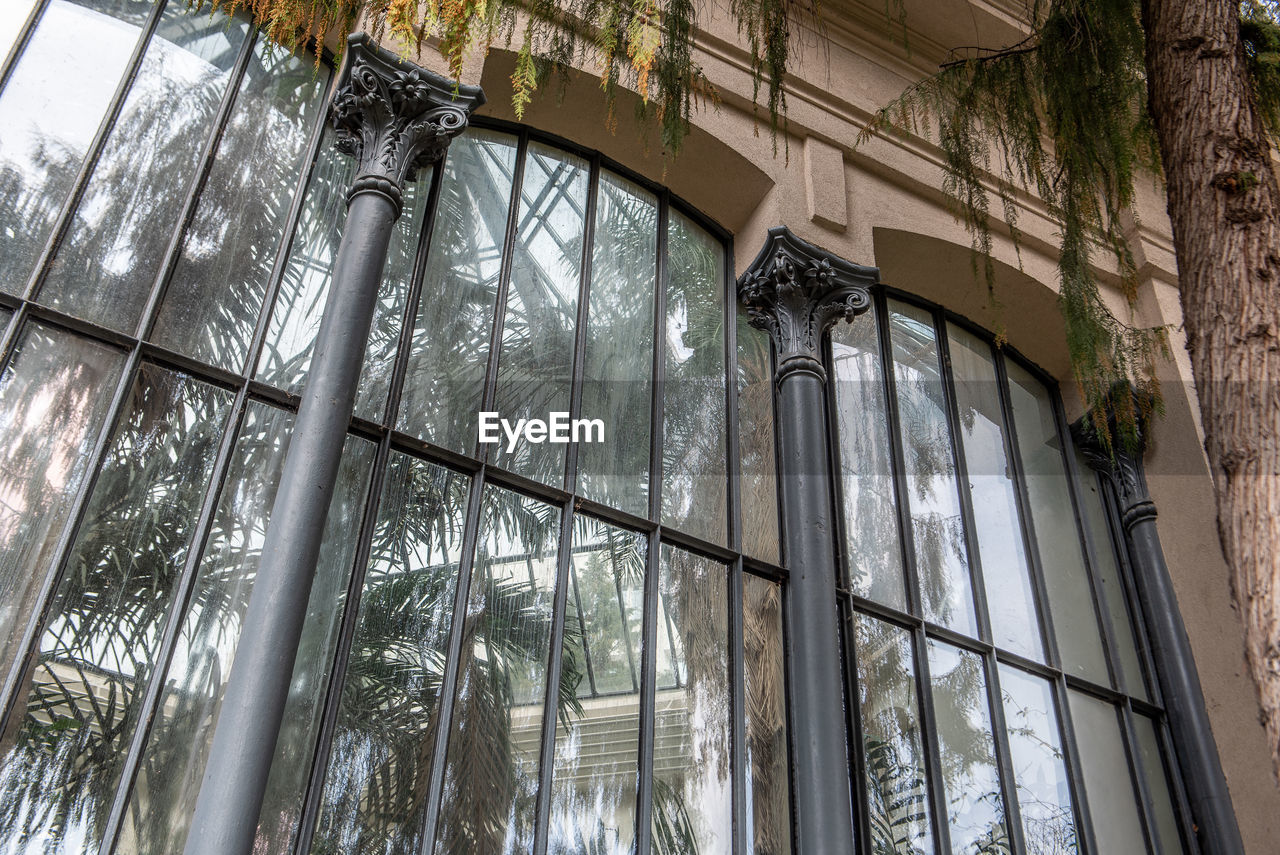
{"left": 1142, "top": 0, "right": 1280, "bottom": 778}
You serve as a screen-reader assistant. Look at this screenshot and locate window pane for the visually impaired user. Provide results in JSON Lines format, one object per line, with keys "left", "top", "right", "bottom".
{"left": 400, "top": 130, "right": 517, "bottom": 453}
{"left": 832, "top": 307, "right": 905, "bottom": 609}
{"left": 737, "top": 320, "right": 780, "bottom": 567}
{"left": 743, "top": 574, "right": 790, "bottom": 855}
{"left": 546, "top": 516, "right": 645, "bottom": 855}
{"left": 312, "top": 453, "right": 470, "bottom": 854}
{"left": 576, "top": 171, "right": 655, "bottom": 517}
{"left": 150, "top": 40, "right": 329, "bottom": 371}
{"left": 1006, "top": 363, "right": 1109, "bottom": 684}
{"left": 854, "top": 612, "right": 933, "bottom": 855}
{"left": 947, "top": 324, "right": 1042, "bottom": 659}
{"left": 1074, "top": 459, "right": 1148, "bottom": 700}
{"left": 1134, "top": 715, "right": 1184, "bottom": 855}
{"left": 38, "top": 6, "right": 251, "bottom": 331}
{"left": 0, "top": 324, "right": 123, "bottom": 685}
{"left": 491, "top": 143, "right": 587, "bottom": 484}
{"left": 0, "top": 0, "right": 38, "bottom": 61}
{"left": 1066, "top": 691, "right": 1147, "bottom": 853}
{"left": 927, "top": 640, "right": 1008, "bottom": 854}
{"left": 256, "top": 142, "right": 431, "bottom": 423}
{"left": 435, "top": 485, "right": 561, "bottom": 855}
{"left": 0, "top": 0, "right": 152, "bottom": 294}
{"left": 116, "top": 406, "right": 373, "bottom": 853}
{"left": 0, "top": 365, "right": 230, "bottom": 853}
{"left": 653, "top": 545, "right": 731, "bottom": 854}
{"left": 888, "top": 301, "right": 976, "bottom": 634}
{"left": 662, "top": 211, "right": 727, "bottom": 543}
{"left": 997, "top": 665, "right": 1077, "bottom": 854}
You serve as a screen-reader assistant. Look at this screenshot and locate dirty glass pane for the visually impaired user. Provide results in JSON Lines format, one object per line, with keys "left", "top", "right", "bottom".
{"left": 434, "top": 485, "right": 561, "bottom": 855}
{"left": 854, "top": 612, "right": 933, "bottom": 855}
{"left": 927, "top": 640, "right": 1008, "bottom": 854}
{"left": 151, "top": 39, "right": 328, "bottom": 371}
{"left": 743, "top": 574, "right": 790, "bottom": 855}
{"left": 652, "top": 545, "right": 731, "bottom": 854}
{"left": 998, "top": 665, "right": 1077, "bottom": 854}
{"left": 0, "top": 0, "right": 152, "bottom": 294}
{"left": 546, "top": 516, "right": 645, "bottom": 855}
{"left": 0, "top": 323, "right": 123, "bottom": 687}
{"left": 662, "top": 211, "right": 727, "bottom": 543}
{"left": 116, "top": 406, "right": 372, "bottom": 854}
{"left": 947, "top": 324, "right": 1042, "bottom": 659}
{"left": 1074, "top": 459, "right": 1148, "bottom": 699}
{"left": 40, "top": 6, "right": 251, "bottom": 331}
{"left": 738, "top": 318, "right": 778, "bottom": 564}
{"left": 312, "top": 453, "right": 470, "bottom": 855}
{"left": 0, "top": 0, "right": 39, "bottom": 60}
{"left": 1067, "top": 691, "right": 1147, "bottom": 854}
{"left": 888, "top": 301, "right": 976, "bottom": 635}
{"left": 832, "top": 307, "right": 905, "bottom": 609}
{"left": 0, "top": 366, "right": 230, "bottom": 854}
{"left": 400, "top": 130, "right": 517, "bottom": 453}
{"left": 576, "top": 171, "right": 656, "bottom": 517}
{"left": 490, "top": 143, "right": 587, "bottom": 484}
{"left": 1134, "top": 715, "right": 1185, "bottom": 855}
{"left": 1006, "top": 363, "right": 1109, "bottom": 684}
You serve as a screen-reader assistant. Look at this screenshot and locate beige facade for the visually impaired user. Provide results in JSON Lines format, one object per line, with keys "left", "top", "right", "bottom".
{"left": 362, "top": 0, "right": 1280, "bottom": 849}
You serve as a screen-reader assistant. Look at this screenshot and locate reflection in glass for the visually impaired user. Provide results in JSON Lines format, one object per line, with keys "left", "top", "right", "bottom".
{"left": 854, "top": 613, "right": 932, "bottom": 855}
{"left": 1066, "top": 691, "right": 1147, "bottom": 854}
{"left": 435, "top": 485, "right": 561, "bottom": 855}
{"left": 1006, "top": 363, "right": 1109, "bottom": 683}
{"left": 832, "top": 308, "right": 905, "bottom": 608}
{"left": 1134, "top": 716, "right": 1184, "bottom": 855}
{"left": 653, "top": 545, "right": 731, "bottom": 854}
{"left": 738, "top": 319, "right": 778, "bottom": 563}
{"left": 1074, "top": 459, "right": 1147, "bottom": 699}
{"left": 743, "top": 574, "right": 790, "bottom": 855}
{"left": 117, "top": 406, "right": 373, "bottom": 854}
{"left": 0, "top": 365, "right": 230, "bottom": 854}
{"left": 313, "top": 453, "right": 470, "bottom": 855}
{"left": 491, "top": 144, "right": 587, "bottom": 484}
{"left": 151, "top": 40, "right": 328, "bottom": 371}
{"left": 546, "top": 517, "right": 645, "bottom": 855}
{"left": 400, "top": 130, "right": 517, "bottom": 453}
{"left": 0, "top": 0, "right": 152, "bottom": 294}
{"left": 576, "top": 171, "right": 656, "bottom": 517}
{"left": 256, "top": 140, "right": 431, "bottom": 423}
{"left": 998, "top": 665, "right": 1077, "bottom": 854}
{"left": 946, "top": 324, "right": 1042, "bottom": 659}
{"left": 927, "top": 640, "right": 1008, "bottom": 854}
{"left": 888, "top": 301, "right": 975, "bottom": 635}
{"left": 39, "top": 6, "right": 251, "bottom": 331}
{"left": 0, "top": 0, "right": 39, "bottom": 60}
{"left": 662, "top": 211, "right": 727, "bottom": 543}
{"left": 0, "top": 324, "right": 123, "bottom": 686}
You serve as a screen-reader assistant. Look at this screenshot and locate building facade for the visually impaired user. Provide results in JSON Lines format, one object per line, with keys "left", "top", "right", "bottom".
{"left": 0, "top": 0, "right": 1276, "bottom": 853}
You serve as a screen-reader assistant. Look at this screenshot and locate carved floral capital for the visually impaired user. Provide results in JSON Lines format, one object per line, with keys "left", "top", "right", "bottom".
{"left": 737, "top": 226, "right": 878, "bottom": 381}
{"left": 1071, "top": 383, "right": 1155, "bottom": 529}
{"left": 331, "top": 34, "right": 484, "bottom": 216}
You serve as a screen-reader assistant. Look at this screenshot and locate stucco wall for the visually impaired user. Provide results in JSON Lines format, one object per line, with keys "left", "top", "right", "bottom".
{"left": 361, "top": 1, "right": 1280, "bottom": 848}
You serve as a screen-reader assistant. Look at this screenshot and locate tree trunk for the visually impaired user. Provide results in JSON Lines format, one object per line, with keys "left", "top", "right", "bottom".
{"left": 1142, "top": 0, "right": 1280, "bottom": 779}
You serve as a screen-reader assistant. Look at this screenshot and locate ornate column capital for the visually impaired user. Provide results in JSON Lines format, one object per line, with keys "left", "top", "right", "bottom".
{"left": 737, "top": 226, "right": 878, "bottom": 382}
{"left": 1071, "top": 383, "right": 1156, "bottom": 530}
{"left": 331, "top": 33, "right": 485, "bottom": 217}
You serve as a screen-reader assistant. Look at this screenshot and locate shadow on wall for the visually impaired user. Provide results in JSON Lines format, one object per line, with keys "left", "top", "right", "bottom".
{"left": 872, "top": 227, "right": 1072, "bottom": 385}
{"left": 475, "top": 47, "right": 773, "bottom": 235}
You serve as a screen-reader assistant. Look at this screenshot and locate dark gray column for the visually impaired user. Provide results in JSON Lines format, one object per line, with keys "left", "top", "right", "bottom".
{"left": 739, "top": 226, "right": 876, "bottom": 855}
{"left": 1072, "top": 390, "right": 1245, "bottom": 855}
{"left": 182, "top": 35, "right": 482, "bottom": 855}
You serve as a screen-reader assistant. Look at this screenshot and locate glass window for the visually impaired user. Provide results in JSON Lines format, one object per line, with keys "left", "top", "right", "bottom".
{"left": 738, "top": 318, "right": 779, "bottom": 563}
{"left": 998, "top": 665, "right": 1077, "bottom": 854}
{"left": 1067, "top": 691, "right": 1148, "bottom": 853}
{"left": 743, "top": 574, "right": 790, "bottom": 855}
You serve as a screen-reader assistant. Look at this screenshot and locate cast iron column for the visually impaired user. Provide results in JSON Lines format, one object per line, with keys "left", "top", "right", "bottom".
{"left": 183, "top": 35, "right": 482, "bottom": 855}
{"left": 1073, "top": 391, "right": 1245, "bottom": 855}
{"left": 739, "top": 226, "right": 876, "bottom": 855}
